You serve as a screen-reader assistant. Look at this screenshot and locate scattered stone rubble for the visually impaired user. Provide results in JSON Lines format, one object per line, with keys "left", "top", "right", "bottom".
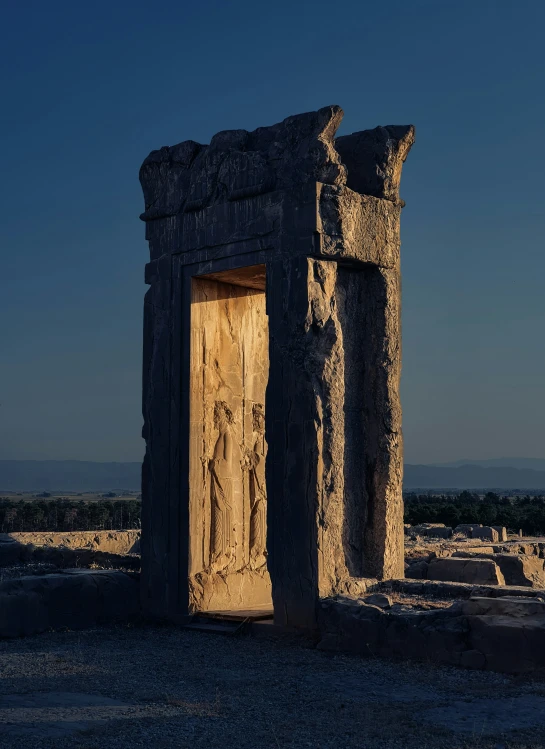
{"left": 405, "top": 534, "right": 545, "bottom": 588}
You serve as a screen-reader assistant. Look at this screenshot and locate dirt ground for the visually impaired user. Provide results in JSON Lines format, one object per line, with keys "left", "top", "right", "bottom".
{"left": 1, "top": 625, "right": 545, "bottom": 749}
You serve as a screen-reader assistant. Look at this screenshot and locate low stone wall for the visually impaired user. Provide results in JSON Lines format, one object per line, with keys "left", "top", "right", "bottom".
{"left": 8, "top": 530, "right": 140, "bottom": 555}
{"left": 405, "top": 524, "right": 509, "bottom": 542}
{"left": 318, "top": 590, "right": 545, "bottom": 674}
{"left": 0, "top": 537, "right": 139, "bottom": 572}
{"left": 0, "top": 570, "right": 140, "bottom": 638}
{"left": 0, "top": 531, "right": 141, "bottom": 571}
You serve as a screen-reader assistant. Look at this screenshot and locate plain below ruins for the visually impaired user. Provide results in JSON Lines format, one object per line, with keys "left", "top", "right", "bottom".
{"left": 1, "top": 106, "right": 545, "bottom": 676}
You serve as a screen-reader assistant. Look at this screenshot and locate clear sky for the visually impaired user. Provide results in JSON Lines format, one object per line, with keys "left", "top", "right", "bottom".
{"left": 1, "top": 0, "right": 544, "bottom": 464}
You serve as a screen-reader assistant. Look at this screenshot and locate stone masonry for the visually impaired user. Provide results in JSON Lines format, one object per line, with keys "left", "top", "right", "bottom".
{"left": 139, "top": 106, "right": 414, "bottom": 629}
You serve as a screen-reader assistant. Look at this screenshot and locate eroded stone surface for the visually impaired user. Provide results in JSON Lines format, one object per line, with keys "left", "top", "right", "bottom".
{"left": 139, "top": 106, "right": 346, "bottom": 221}
{"left": 335, "top": 125, "right": 414, "bottom": 202}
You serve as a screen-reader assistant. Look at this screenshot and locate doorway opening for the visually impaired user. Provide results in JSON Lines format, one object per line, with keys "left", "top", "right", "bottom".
{"left": 188, "top": 265, "right": 272, "bottom": 618}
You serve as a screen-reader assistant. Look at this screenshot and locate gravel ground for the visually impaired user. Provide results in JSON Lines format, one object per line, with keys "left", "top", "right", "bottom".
{"left": 1, "top": 624, "right": 545, "bottom": 749}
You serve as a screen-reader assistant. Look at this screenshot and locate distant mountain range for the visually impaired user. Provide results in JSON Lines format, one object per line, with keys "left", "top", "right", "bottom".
{"left": 0, "top": 461, "right": 141, "bottom": 492}
{"left": 404, "top": 463, "right": 545, "bottom": 490}
{"left": 431, "top": 458, "right": 545, "bottom": 471}
{"left": 1, "top": 459, "right": 544, "bottom": 493}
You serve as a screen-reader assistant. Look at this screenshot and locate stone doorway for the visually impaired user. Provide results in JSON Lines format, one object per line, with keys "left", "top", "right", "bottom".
{"left": 140, "top": 106, "right": 413, "bottom": 629}
{"left": 188, "top": 264, "right": 272, "bottom": 614}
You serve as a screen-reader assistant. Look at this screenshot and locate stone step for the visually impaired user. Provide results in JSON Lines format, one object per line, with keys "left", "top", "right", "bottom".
{"left": 199, "top": 608, "right": 273, "bottom": 622}
{"left": 182, "top": 618, "right": 243, "bottom": 636}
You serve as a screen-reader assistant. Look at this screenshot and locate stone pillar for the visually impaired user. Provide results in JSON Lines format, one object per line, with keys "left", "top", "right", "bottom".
{"left": 138, "top": 106, "right": 413, "bottom": 628}
{"left": 266, "top": 255, "right": 405, "bottom": 628}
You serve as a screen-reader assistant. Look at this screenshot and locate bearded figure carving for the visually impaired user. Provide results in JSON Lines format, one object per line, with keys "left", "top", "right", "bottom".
{"left": 209, "top": 401, "right": 238, "bottom": 571}
{"left": 246, "top": 403, "right": 267, "bottom": 568}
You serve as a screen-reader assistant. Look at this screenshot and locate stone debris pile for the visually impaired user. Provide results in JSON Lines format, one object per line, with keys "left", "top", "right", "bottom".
{"left": 405, "top": 536, "right": 545, "bottom": 587}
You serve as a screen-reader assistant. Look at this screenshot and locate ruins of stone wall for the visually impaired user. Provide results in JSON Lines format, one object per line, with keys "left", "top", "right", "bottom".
{"left": 139, "top": 106, "right": 413, "bottom": 627}
{"left": 318, "top": 591, "right": 545, "bottom": 674}
{"left": 0, "top": 570, "right": 139, "bottom": 638}
{"left": 0, "top": 532, "right": 140, "bottom": 569}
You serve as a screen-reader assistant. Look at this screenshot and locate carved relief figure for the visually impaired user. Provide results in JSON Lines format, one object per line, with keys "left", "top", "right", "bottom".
{"left": 246, "top": 403, "right": 267, "bottom": 568}
{"left": 209, "top": 401, "right": 238, "bottom": 571}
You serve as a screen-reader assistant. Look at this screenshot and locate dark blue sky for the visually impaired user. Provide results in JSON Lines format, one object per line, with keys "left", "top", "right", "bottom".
{"left": 1, "top": 0, "right": 544, "bottom": 464}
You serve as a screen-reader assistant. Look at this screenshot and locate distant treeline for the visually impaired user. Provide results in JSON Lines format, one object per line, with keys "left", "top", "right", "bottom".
{"left": 404, "top": 491, "right": 545, "bottom": 535}
{"left": 0, "top": 498, "right": 141, "bottom": 533}
{"left": 6, "top": 492, "right": 545, "bottom": 536}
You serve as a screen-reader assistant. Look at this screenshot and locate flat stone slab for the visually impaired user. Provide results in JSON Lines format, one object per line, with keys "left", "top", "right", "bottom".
{"left": 422, "top": 695, "right": 545, "bottom": 735}
{"left": 0, "top": 691, "right": 131, "bottom": 738}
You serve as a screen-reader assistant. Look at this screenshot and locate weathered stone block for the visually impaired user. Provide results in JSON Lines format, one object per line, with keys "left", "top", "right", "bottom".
{"left": 471, "top": 527, "right": 499, "bottom": 542}
{"left": 457, "top": 547, "right": 496, "bottom": 555}
{"left": 405, "top": 560, "right": 429, "bottom": 579}
{"left": 492, "top": 526, "right": 508, "bottom": 542}
{"left": 454, "top": 552, "right": 545, "bottom": 588}
{"left": 493, "top": 554, "right": 545, "bottom": 588}
{"left": 462, "top": 596, "right": 545, "bottom": 618}
{"left": 412, "top": 524, "right": 453, "bottom": 539}
{"left": 468, "top": 615, "right": 545, "bottom": 673}
{"left": 427, "top": 558, "right": 505, "bottom": 586}
{"left": 455, "top": 524, "right": 482, "bottom": 536}
{"left": 363, "top": 593, "right": 392, "bottom": 608}
{"left": 335, "top": 125, "right": 414, "bottom": 202}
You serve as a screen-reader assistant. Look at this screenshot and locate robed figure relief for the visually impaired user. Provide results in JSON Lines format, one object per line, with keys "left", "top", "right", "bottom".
{"left": 247, "top": 403, "right": 267, "bottom": 568}
{"left": 209, "top": 401, "right": 238, "bottom": 571}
